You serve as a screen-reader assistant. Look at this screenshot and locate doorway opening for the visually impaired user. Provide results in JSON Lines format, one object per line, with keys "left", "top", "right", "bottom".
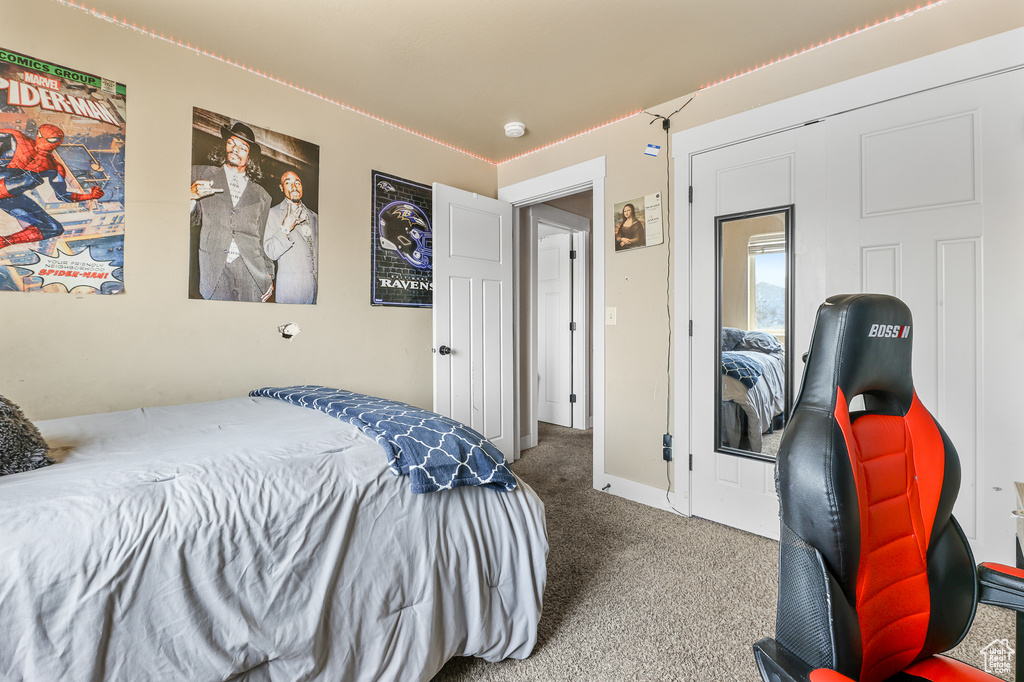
{"left": 518, "top": 192, "right": 593, "bottom": 449}
{"left": 498, "top": 156, "right": 606, "bottom": 488}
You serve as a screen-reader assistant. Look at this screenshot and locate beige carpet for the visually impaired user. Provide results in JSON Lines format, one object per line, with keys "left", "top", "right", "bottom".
{"left": 434, "top": 422, "right": 1015, "bottom": 681}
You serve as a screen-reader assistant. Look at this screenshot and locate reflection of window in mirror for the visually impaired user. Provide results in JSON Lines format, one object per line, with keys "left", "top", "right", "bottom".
{"left": 747, "top": 232, "right": 786, "bottom": 345}
{"left": 720, "top": 212, "right": 787, "bottom": 337}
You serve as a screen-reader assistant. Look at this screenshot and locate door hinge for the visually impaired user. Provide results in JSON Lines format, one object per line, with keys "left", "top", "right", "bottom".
{"left": 689, "top": 453, "right": 694, "bottom": 470}
{"left": 569, "top": 249, "right": 577, "bottom": 259}
{"left": 570, "top": 321, "right": 577, "bottom": 331}
{"left": 569, "top": 394, "right": 577, "bottom": 403}
{"left": 688, "top": 320, "right": 693, "bottom": 336}
{"left": 688, "top": 186, "right": 693, "bottom": 204}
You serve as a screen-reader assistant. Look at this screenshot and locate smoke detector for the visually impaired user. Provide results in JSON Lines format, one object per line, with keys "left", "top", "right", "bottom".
{"left": 504, "top": 122, "right": 526, "bottom": 138}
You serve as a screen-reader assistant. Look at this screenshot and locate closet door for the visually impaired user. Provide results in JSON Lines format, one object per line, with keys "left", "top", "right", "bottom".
{"left": 688, "top": 67, "right": 1024, "bottom": 562}
{"left": 689, "top": 124, "right": 825, "bottom": 539}
{"left": 821, "top": 71, "right": 1024, "bottom": 563}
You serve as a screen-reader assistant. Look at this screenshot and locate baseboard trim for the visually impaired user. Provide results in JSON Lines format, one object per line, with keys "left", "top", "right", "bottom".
{"left": 593, "top": 473, "right": 690, "bottom": 516}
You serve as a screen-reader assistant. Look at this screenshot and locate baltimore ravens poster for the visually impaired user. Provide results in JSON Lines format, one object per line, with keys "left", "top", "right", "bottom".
{"left": 0, "top": 47, "right": 125, "bottom": 295}
{"left": 371, "top": 170, "right": 432, "bottom": 307}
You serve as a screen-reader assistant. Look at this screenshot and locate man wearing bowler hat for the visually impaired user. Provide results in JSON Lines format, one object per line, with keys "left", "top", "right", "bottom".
{"left": 190, "top": 120, "right": 275, "bottom": 302}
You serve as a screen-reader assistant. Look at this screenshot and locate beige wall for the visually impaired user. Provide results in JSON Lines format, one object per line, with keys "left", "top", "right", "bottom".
{"left": 497, "top": 0, "right": 1024, "bottom": 491}
{"left": 7, "top": 1, "right": 1023, "bottom": 497}
{"left": 3, "top": 3, "right": 495, "bottom": 420}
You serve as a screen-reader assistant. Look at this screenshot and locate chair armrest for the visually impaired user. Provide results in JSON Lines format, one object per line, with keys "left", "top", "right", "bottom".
{"left": 754, "top": 638, "right": 857, "bottom": 682}
{"left": 978, "top": 562, "right": 1024, "bottom": 611}
{"left": 754, "top": 637, "right": 812, "bottom": 682}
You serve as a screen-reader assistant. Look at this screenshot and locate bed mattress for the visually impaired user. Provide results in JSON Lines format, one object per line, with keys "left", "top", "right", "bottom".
{"left": 0, "top": 396, "right": 547, "bottom": 681}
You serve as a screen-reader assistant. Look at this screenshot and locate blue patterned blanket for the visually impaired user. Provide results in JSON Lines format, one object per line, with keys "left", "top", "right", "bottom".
{"left": 251, "top": 385, "right": 517, "bottom": 494}
{"left": 722, "top": 350, "right": 770, "bottom": 389}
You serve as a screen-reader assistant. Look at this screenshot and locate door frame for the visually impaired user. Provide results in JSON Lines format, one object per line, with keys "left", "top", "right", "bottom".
{"left": 569, "top": 229, "right": 590, "bottom": 431}
{"left": 672, "top": 28, "right": 1024, "bottom": 522}
{"left": 499, "top": 157, "right": 606, "bottom": 488}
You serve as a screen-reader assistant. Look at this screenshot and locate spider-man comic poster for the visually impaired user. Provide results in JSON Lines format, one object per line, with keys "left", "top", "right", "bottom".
{"left": 0, "top": 47, "right": 126, "bottom": 295}
{"left": 371, "top": 170, "right": 433, "bottom": 308}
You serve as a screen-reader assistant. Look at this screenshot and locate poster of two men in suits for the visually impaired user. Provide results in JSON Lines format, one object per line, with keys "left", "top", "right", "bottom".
{"left": 189, "top": 107, "right": 320, "bottom": 305}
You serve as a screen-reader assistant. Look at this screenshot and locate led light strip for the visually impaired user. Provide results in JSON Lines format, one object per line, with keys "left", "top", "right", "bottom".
{"left": 693, "top": 1, "right": 947, "bottom": 92}
{"left": 52, "top": 0, "right": 947, "bottom": 166}
{"left": 52, "top": 0, "right": 494, "bottom": 163}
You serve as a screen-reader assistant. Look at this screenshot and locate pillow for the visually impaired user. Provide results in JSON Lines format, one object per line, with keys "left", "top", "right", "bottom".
{"left": 740, "top": 330, "right": 783, "bottom": 353}
{"left": 721, "top": 326, "right": 746, "bottom": 351}
{"left": 0, "top": 394, "right": 54, "bottom": 476}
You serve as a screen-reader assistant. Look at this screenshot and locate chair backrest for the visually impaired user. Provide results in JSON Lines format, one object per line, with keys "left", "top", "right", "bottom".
{"left": 774, "top": 293, "right": 977, "bottom": 682}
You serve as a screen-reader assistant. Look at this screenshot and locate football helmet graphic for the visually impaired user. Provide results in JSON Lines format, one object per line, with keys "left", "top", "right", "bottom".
{"left": 378, "top": 201, "right": 432, "bottom": 269}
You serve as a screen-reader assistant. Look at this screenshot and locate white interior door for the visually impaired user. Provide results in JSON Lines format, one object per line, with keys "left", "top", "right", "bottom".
{"left": 819, "top": 72, "right": 1024, "bottom": 564}
{"left": 432, "top": 183, "right": 515, "bottom": 459}
{"left": 537, "top": 231, "right": 573, "bottom": 427}
{"left": 690, "top": 125, "right": 825, "bottom": 539}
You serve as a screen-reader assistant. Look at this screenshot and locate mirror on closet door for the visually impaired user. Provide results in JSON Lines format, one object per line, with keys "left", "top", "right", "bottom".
{"left": 715, "top": 205, "right": 793, "bottom": 462}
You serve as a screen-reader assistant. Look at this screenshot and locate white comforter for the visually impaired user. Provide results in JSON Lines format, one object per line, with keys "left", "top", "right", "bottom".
{"left": 0, "top": 397, "right": 547, "bottom": 681}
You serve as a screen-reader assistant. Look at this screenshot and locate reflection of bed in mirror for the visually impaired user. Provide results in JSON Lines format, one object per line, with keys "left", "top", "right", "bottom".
{"left": 720, "top": 327, "right": 786, "bottom": 454}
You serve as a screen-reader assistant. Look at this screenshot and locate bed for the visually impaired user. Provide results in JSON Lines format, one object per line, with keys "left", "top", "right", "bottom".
{"left": 0, "top": 386, "right": 548, "bottom": 681}
{"left": 720, "top": 328, "right": 786, "bottom": 453}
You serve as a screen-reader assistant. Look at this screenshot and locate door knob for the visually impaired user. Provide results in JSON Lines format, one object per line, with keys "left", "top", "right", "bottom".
{"left": 438, "top": 345, "right": 452, "bottom": 356}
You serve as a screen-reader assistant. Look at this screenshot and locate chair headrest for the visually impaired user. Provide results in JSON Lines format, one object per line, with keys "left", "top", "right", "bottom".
{"left": 798, "top": 293, "right": 915, "bottom": 414}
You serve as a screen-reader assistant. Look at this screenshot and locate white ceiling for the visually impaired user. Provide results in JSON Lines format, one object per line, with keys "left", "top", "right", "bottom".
{"left": 74, "top": 0, "right": 948, "bottom": 162}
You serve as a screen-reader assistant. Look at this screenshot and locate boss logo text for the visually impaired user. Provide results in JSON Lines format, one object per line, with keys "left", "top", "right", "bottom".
{"left": 868, "top": 324, "right": 910, "bottom": 339}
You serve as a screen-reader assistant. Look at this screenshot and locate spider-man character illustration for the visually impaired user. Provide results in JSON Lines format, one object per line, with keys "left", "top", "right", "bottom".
{"left": 0, "top": 123, "right": 104, "bottom": 249}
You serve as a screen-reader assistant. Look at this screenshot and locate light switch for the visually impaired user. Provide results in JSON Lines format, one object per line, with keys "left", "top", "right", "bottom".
{"left": 606, "top": 307, "right": 617, "bottom": 325}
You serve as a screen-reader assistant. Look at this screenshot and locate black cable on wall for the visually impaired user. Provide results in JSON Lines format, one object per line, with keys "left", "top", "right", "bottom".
{"left": 644, "top": 96, "right": 692, "bottom": 514}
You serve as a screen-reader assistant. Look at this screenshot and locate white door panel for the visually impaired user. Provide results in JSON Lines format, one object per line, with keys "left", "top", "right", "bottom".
{"left": 537, "top": 232, "right": 573, "bottom": 427}
{"left": 823, "top": 84, "right": 983, "bottom": 540}
{"left": 821, "top": 74, "right": 1020, "bottom": 563}
{"left": 691, "top": 127, "right": 825, "bottom": 538}
{"left": 689, "top": 67, "right": 1024, "bottom": 562}
{"left": 433, "top": 184, "right": 514, "bottom": 459}
{"left": 975, "top": 70, "right": 1024, "bottom": 565}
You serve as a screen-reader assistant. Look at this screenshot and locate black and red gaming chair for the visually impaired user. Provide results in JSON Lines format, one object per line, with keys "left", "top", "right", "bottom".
{"left": 754, "top": 293, "right": 1024, "bottom": 682}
